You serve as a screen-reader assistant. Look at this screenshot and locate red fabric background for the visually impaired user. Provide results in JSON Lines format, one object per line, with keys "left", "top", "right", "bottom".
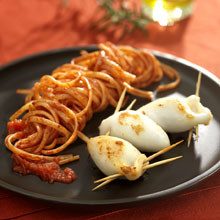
{"left": 0, "top": 0, "right": 220, "bottom": 219}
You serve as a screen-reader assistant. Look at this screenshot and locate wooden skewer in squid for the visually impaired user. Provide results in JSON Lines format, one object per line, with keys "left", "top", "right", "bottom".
{"left": 187, "top": 71, "right": 202, "bottom": 147}
{"left": 137, "top": 72, "right": 212, "bottom": 139}
{"left": 78, "top": 131, "right": 183, "bottom": 191}
{"left": 92, "top": 140, "right": 183, "bottom": 191}
{"left": 104, "top": 88, "right": 129, "bottom": 136}
{"left": 99, "top": 89, "right": 171, "bottom": 152}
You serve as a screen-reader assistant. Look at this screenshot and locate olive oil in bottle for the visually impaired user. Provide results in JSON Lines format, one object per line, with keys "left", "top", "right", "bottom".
{"left": 142, "top": 0, "right": 194, "bottom": 26}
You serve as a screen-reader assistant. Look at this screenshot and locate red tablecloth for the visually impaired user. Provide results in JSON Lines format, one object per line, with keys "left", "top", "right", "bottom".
{"left": 1, "top": 0, "right": 220, "bottom": 219}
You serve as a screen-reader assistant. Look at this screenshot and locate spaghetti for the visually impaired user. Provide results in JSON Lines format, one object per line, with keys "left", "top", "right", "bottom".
{"left": 5, "top": 42, "right": 180, "bottom": 183}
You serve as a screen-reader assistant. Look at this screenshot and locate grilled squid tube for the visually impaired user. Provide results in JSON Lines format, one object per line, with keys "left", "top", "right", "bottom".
{"left": 87, "top": 135, "right": 148, "bottom": 180}
{"left": 99, "top": 110, "right": 170, "bottom": 152}
{"left": 138, "top": 95, "right": 213, "bottom": 133}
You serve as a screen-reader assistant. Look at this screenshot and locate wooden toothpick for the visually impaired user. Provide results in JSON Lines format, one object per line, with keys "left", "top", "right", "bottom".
{"left": 187, "top": 71, "right": 202, "bottom": 147}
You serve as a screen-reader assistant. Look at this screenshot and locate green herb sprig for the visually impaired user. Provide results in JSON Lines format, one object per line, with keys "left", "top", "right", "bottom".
{"left": 91, "top": 0, "right": 153, "bottom": 39}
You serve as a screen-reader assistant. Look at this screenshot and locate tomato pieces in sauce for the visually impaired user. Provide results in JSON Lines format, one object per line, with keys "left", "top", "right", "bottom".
{"left": 7, "top": 119, "right": 26, "bottom": 134}
{"left": 12, "top": 154, "right": 77, "bottom": 184}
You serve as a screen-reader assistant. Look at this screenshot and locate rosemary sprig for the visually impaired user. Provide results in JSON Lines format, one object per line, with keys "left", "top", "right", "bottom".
{"left": 91, "top": 0, "right": 153, "bottom": 39}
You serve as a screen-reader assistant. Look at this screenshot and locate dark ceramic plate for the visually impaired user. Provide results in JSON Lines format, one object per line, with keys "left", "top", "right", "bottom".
{"left": 0, "top": 46, "right": 220, "bottom": 207}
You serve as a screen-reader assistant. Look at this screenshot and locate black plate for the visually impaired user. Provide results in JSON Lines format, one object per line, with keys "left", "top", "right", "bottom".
{"left": 0, "top": 46, "right": 220, "bottom": 207}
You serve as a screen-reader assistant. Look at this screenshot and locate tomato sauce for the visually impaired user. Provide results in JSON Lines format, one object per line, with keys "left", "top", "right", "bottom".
{"left": 12, "top": 154, "right": 77, "bottom": 183}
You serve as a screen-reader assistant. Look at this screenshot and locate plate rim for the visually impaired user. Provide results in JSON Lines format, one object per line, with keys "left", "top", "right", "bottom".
{"left": 0, "top": 46, "right": 220, "bottom": 206}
